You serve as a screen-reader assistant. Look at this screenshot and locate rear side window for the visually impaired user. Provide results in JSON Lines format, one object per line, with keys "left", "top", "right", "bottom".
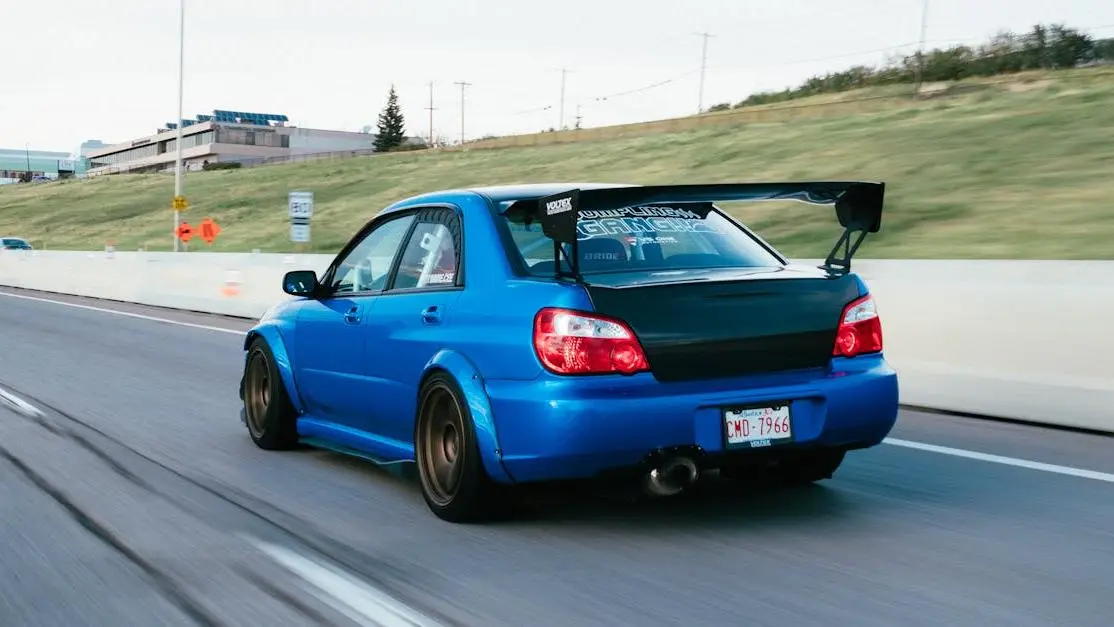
{"left": 500, "top": 204, "right": 783, "bottom": 276}
{"left": 392, "top": 222, "right": 459, "bottom": 290}
{"left": 2, "top": 239, "right": 30, "bottom": 249}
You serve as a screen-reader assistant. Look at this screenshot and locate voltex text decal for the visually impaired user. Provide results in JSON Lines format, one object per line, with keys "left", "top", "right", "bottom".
{"left": 546, "top": 196, "right": 574, "bottom": 215}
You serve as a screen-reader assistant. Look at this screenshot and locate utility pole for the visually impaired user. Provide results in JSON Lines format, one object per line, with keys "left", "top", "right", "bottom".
{"left": 913, "top": 0, "right": 929, "bottom": 97}
{"left": 696, "top": 32, "right": 714, "bottom": 114}
{"left": 173, "top": 0, "right": 185, "bottom": 252}
{"left": 559, "top": 68, "right": 569, "bottom": 130}
{"left": 425, "top": 81, "right": 437, "bottom": 147}
{"left": 24, "top": 143, "right": 31, "bottom": 179}
{"left": 454, "top": 80, "right": 471, "bottom": 145}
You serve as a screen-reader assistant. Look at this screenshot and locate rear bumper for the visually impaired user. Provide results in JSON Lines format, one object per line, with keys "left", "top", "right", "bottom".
{"left": 484, "top": 355, "right": 899, "bottom": 484}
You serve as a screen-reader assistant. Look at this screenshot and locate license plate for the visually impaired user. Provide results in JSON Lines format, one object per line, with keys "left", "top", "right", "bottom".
{"left": 723, "top": 404, "right": 793, "bottom": 449}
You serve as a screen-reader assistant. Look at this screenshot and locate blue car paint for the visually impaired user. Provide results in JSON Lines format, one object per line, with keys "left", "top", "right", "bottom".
{"left": 241, "top": 183, "right": 900, "bottom": 486}
{"left": 293, "top": 296, "right": 381, "bottom": 427}
{"left": 484, "top": 355, "right": 898, "bottom": 483}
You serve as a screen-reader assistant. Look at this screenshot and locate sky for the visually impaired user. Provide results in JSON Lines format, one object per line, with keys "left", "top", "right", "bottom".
{"left": 1, "top": 0, "right": 1112, "bottom": 153}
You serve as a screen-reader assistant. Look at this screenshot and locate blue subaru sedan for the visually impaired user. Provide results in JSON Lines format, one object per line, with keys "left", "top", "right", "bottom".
{"left": 240, "top": 182, "right": 899, "bottom": 522}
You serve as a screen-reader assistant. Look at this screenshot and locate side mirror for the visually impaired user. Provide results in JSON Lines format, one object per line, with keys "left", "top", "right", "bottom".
{"left": 282, "top": 270, "right": 318, "bottom": 297}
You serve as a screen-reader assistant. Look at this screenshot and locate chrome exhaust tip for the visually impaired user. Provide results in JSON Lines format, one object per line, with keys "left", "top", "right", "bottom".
{"left": 643, "top": 456, "right": 700, "bottom": 497}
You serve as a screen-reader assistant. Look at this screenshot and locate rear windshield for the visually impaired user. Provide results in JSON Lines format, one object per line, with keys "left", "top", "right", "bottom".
{"left": 500, "top": 203, "right": 784, "bottom": 276}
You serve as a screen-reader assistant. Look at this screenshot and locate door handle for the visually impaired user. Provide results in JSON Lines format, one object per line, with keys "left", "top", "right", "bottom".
{"left": 344, "top": 305, "right": 361, "bottom": 325}
{"left": 420, "top": 305, "right": 442, "bottom": 325}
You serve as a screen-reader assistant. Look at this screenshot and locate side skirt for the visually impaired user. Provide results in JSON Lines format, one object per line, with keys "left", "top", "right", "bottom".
{"left": 295, "top": 417, "right": 415, "bottom": 478}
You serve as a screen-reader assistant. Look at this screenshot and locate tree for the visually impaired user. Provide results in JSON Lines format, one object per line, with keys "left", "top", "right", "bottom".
{"left": 374, "top": 85, "right": 406, "bottom": 152}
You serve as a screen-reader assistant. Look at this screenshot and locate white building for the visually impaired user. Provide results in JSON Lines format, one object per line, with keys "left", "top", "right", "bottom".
{"left": 85, "top": 109, "right": 421, "bottom": 175}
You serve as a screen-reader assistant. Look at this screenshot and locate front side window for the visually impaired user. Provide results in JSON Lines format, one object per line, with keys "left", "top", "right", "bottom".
{"left": 330, "top": 215, "right": 416, "bottom": 293}
{"left": 500, "top": 203, "right": 783, "bottom": 276}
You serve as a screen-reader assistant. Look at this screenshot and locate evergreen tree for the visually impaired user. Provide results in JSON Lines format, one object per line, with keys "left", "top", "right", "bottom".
{"left": 374, "top": 85, "right": 406, "bottom": 151}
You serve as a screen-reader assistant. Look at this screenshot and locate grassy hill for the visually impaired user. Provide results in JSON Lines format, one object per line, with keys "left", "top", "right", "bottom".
{"left": 2, "top": 67, "right": 1113, "bottom": 259}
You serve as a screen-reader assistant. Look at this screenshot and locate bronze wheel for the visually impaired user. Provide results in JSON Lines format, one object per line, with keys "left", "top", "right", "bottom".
{"left": 244, "top": 349, "right": 271, "bottom": 439}
{"left": 242, "top": 337, "right": 299, "bottom": 450}
{"left": 417, "top": 381, "right": 467, "bottom": 507}
{"left": 414, "top": 372, "right": 513, "bottom": 522}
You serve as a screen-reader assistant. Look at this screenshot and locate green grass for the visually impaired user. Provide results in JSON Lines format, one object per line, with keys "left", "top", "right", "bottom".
{"left": 3, "top": 67, "right": 1114, "bottom": 259}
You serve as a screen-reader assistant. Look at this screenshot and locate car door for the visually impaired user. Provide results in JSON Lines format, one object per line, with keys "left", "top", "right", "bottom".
{"left": 363, "top": 207, "right": 465, "bottom": 446}
{"left": 292, "top": 212, "right": 416, "bottom": 431}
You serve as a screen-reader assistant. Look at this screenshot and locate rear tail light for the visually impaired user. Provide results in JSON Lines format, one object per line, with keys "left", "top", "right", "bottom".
{"left": 533, "top": 308, "right": 650, "bottom": 375}
{"left": 833, "top": 294, "right": 883, "bottom": 358}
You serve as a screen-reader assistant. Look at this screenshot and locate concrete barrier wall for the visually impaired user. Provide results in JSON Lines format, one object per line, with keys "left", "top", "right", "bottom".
{"left": 1, "top": 250, "right": 1111, "bottom": 433}
{"left": 0, "top": 250, "right": 332, "bottom": 319}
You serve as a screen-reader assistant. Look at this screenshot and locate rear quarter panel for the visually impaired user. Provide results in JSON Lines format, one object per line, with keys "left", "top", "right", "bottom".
{"left": 452, "top": 280, "right": 592, "bottom": 381}
{"left": 446, "top": 195, "right": 595, "bottom": 382}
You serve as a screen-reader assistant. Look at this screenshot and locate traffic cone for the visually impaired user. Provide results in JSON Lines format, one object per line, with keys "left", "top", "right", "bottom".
{"left": 221, "top": 269, "right": 242, "bottom": 297}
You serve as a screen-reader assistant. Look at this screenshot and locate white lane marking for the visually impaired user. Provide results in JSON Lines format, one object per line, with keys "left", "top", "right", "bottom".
{"left": 251, "top": 538, "right": 442, "bottom": 627}
{"left": 0, "top": 386, "right": 45, "bottom": 418}
{"left": 0, "top": 290, "right": 244, "bottom": 335}
{"left": 884, "top": 437, "right": 1114, "bottom": 484}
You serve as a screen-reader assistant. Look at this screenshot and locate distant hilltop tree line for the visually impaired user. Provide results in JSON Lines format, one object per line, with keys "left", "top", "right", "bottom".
{"left": 711, "top": 23, "right": 1114, "bottom": 111}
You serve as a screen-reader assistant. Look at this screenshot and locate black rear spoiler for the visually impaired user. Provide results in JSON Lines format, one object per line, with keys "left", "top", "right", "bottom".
{"left": 511, "top": 181, "right": 884, "bottom": 280}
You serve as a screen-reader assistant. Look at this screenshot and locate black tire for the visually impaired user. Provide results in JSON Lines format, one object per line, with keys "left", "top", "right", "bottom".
{"left": 414, "top": 372, "right": 510, "bottom": 523}
{"left": 243, "top": 337, "right": 300, "bottom": 450}
{"left": 721, "top": 449, "right": 846, "bottom": 486}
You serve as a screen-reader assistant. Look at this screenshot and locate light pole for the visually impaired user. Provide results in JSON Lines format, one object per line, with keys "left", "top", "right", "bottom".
{"left": 173, "top": 0, "right": 185, "bottom": 252}
{"left": 24, "top": 143, "right": 31, "bottom": 181}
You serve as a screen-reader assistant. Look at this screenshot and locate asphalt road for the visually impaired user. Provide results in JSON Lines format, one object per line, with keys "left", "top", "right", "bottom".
{"left": 1, "top": 287, "right": 1112, "bottom": 626}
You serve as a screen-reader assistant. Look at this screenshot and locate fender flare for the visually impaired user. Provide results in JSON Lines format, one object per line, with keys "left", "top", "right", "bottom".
{"left": 244, "top": 326, "right": 307, "bottom": 415}
{"left": 420, "top": 349, "right": 515, "bottom": 484}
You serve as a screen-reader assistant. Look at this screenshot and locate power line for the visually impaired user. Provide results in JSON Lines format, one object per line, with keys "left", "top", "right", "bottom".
{"left": 499, "top": 69, "right": 688, "bottom": 124}
{"left": 454, "top": 80, "right": 472, "bottom": 145}
{"left": 590, "top": 69, "right": 702, "bottom": 104}
{"left": 708, "top": 42, "right": 922, "bottom": 72}
{"left": 509, "top": 104, "right": 553, "bottom": 116}
{"left": 696, "top": 32, "right": 715, "bottom": 113}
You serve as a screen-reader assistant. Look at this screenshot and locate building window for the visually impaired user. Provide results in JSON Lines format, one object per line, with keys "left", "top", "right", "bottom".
{"left": 212, "top": 127, "right": 286, "bottom": 147}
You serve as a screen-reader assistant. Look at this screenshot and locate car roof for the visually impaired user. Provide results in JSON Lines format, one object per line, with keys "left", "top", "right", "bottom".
{"left": 382, "top": 182, "right": 637, "bottom": 212}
